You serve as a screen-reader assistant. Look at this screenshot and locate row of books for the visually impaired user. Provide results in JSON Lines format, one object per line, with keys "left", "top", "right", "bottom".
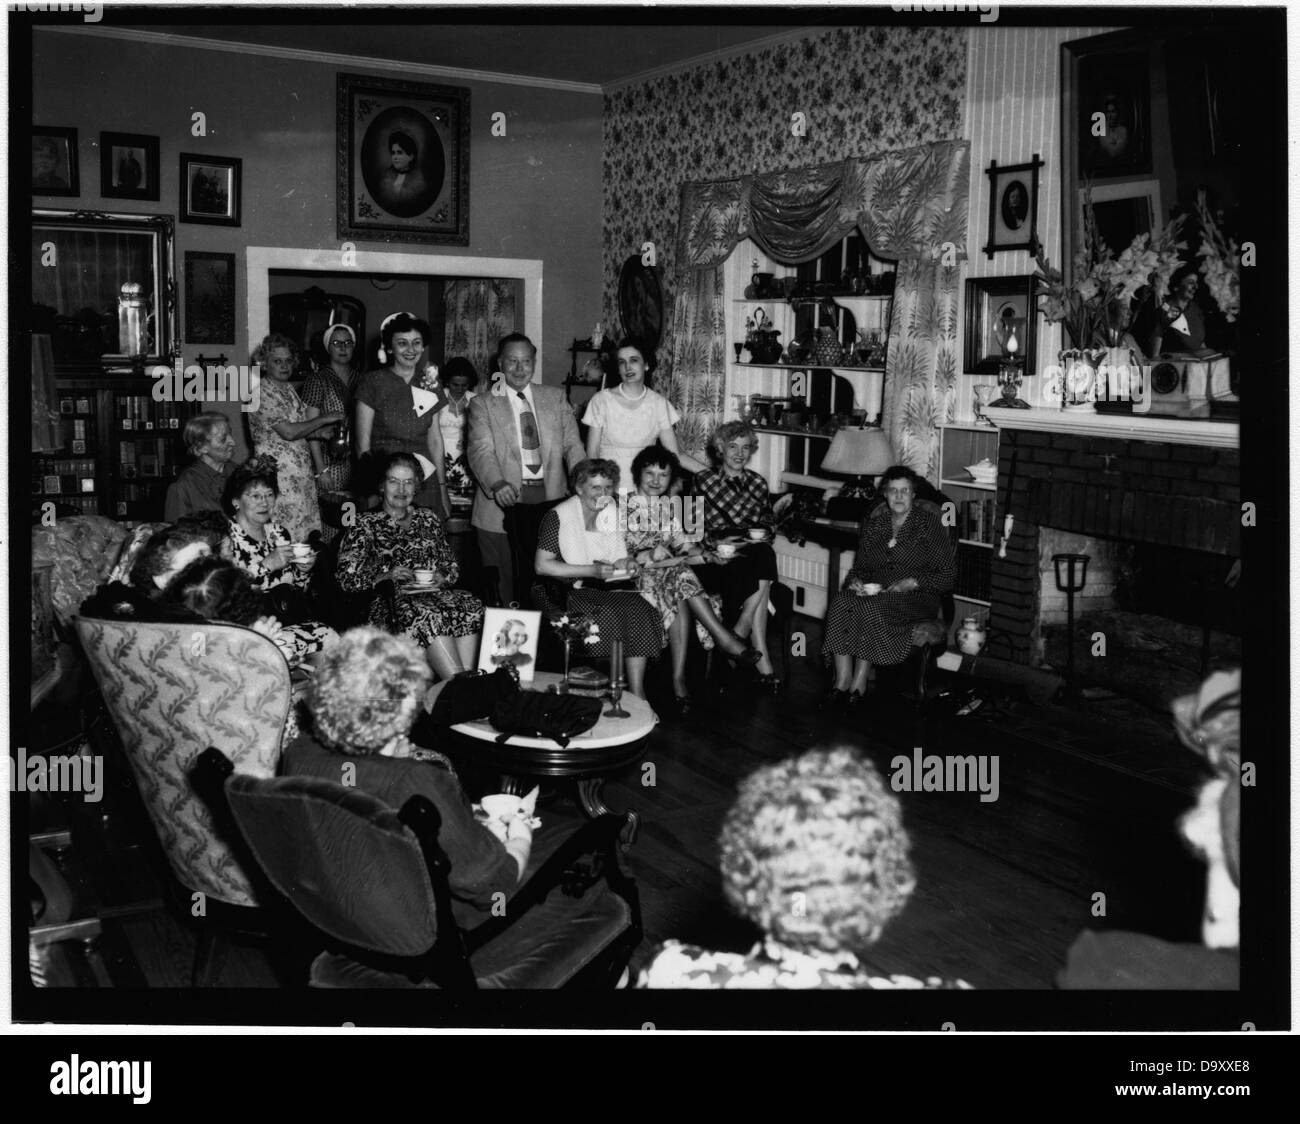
{"left": 119, "top": 395, "right": 188, "bottom": 431}
{"left": 33, "top": 458, "right": 97, "bottom": 496}
{"left": 958, "top": 498, "right": 998, "bottom": 545}
{"left": 120, "top": 437, "right": 186, "bottom": 480}
{"left": 47, "top": 495, "right": 100, "bottom": 517}
{"left": 955, "top": 542, "right": 992, "bottom": 603}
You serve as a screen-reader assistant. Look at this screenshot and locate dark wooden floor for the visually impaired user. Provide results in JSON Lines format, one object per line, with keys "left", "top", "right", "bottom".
{"left": 24, "top": 613, "right": 1211, "bottom": 998}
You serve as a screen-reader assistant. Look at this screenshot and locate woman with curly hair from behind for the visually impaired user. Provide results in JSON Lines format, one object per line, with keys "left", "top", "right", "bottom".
{"left": 638, "top": 746, "right": 973, "bottom": 989}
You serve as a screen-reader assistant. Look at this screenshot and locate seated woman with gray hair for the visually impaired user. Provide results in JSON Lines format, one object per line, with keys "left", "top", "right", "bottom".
{"left": 280, "top": 626, "right": 536, "bottom": 927}
{"left": 638, "top": 746, "right": 973, "bottom": 988}
{"left": 534, "top": 457, "right": 665, "bottom": 698}
{"left": 165, "top": 411, "right": 237, "bottom": 523}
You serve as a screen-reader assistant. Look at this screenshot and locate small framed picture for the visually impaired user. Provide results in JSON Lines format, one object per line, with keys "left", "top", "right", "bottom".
{"left": 101, "top": 132, "right": 160, "bottom": 201}
{"left": 43, "top": 475, "right": 61, "bottom": 494}
{"left": 72, "top": 440, "right": 86, "bottom": 454}
{"left": 476, "top": 607, "right": 542, "bottom": 685}
{"left": 1083, "top": 179, "right": 1163, "bottom": 260}
{"left": 964, "top": 276, "right": 1038, "bottom": 376}
{"left": 180, "top": 153, "right": 242, "bottom": 225}
{"left": 59, "top": 398, "right": 74, "bottom": 415}
{"left": 33, "top": 127, "right": 79, "bottom": 196}
{"left": 140, "top": 454, "right": 159, "bottom": 477}
{"left": 184, "top": 251, "right": 237, "bottom": 344}
{"left": 983, "top": 155, "right": 1043, "bottom": 258}
{"left": 1077, "top": 50, "right": 1152, "bottom": 177}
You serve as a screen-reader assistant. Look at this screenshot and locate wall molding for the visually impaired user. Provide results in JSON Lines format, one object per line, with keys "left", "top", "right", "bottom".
{"left": 36, "top": 24, "right": 605, "bottom": 95}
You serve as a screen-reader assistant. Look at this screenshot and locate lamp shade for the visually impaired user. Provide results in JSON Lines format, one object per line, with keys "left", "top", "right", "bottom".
{"left": 820, "top": 426, "right": 895, "bottom": 477}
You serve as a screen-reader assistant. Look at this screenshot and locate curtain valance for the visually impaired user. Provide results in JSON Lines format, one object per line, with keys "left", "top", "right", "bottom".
{"left": 675, "top": 139, "right": 970, "bottom": 270}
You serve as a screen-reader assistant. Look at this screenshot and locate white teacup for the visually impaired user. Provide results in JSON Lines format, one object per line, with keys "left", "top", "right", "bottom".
{"left": 412, "top": 569, "right": 436, "bottom": 585}
{"left": 747, "top": 528, "right": 768, "bottom": 541}
{"left": 716, "top": 543, "right": 737, "bottom": 559}
{"left": 863, "top": 582, "right": 883, "bottom": 596}
{"left": 291, "top": 543, "right": 312, "bottom": 560}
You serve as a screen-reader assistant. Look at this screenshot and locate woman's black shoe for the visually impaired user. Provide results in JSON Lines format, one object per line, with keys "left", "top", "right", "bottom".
{"left": 673, "top": 694, "right": 693, "bottom": 717}
{"left": 844, "top": 689, "right": 866, "bottom": 710}
{"left": 821, "top": 688, "right": 848, "bottom": 710}
{"left": 755, "top": 673, "right": 783, "bottom": 695}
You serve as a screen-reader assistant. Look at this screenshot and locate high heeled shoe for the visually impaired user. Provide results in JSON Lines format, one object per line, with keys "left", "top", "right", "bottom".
{"left": 755, "top": 672, "right": 783, "bottom": 695}
{"left": 673, "top": 694, "right": 693, "bottom": 717}
{"left": 729, "top": 646, "right": 762, "bottom": 667}
{"left": 820, "top": 687, "right": 848, "bottom": 710}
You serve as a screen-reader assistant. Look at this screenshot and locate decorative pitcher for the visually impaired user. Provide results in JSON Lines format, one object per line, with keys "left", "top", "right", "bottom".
{"left": 1059, "top": 348, "right": 1105, "bottom": 410}
{"left": 956, "top": 616, "right": 986, "bottom": 656}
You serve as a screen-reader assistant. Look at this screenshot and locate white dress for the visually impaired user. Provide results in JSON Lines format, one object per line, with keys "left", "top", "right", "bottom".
{"left": 582, "top": 386, "right": 679, "bottom": 491}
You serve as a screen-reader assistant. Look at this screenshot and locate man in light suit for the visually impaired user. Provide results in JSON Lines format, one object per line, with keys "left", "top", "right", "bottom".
{"left": 468, "top": 333, "right": 585, "bottom": 605}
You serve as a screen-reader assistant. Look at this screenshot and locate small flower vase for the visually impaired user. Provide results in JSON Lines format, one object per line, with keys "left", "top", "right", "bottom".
{"left": 956, "top": 616, "right": 986, "bottom": 656}
{"left": 1095, "top": 344, "right": 1139, "bottom": 411}
{"left": 557, "top": 639, "right": 571, "bottom": 694}
{"left": 1060, "top": 348, "right": 1104, "bottom": 411}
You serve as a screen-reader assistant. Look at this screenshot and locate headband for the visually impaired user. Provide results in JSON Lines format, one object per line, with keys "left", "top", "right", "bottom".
{"left": 323, "top": 322, "right": 356, "bottom": 353}
{"left": 377, "top": 311, "right": 411, "bottom": 366}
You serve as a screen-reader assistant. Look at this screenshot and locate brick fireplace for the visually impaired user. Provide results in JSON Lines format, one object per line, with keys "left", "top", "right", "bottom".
{"left": 987, "top": 412, "right": 1240, "bottom": 666}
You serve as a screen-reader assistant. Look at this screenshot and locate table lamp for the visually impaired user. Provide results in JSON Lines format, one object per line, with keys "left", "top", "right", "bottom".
{"left": 821, "top": 423, "right": 895, "bottom": 505}
{"left": 988, "top": 312, "right": 1029, "bottom": 408}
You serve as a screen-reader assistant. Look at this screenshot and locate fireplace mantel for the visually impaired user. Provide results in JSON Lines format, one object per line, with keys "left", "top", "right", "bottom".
{"left": 988, "top": 407, "right": 1238, "bottom": 449}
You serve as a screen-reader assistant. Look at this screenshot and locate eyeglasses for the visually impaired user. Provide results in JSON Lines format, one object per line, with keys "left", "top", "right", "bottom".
{"left": 242, "top": 490, "right": 276, "bottom": 502}
{"left": 385, "top": 476, "right": 417, "bottom": 489}
{"left": 329, "top": 338, "right": 354, "bottom": 348}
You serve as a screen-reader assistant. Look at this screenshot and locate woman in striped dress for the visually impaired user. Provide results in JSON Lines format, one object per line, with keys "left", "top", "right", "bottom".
{"left": 821, "top": 465, "right": 955, "bottom": 709}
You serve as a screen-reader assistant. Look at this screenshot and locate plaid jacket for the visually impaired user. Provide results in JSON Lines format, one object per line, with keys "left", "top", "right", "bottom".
{"left": 694, "top": 467, "right": 774, "bottom": 534}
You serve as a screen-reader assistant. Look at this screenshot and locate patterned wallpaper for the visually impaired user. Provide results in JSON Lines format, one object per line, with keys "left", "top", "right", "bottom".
{"left": 602, "top": 25, "right": 967, "bottom": 364}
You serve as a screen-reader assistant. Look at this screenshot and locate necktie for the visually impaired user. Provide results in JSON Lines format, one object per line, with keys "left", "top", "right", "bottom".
{"left": 517, "top": 391, "right": 542, "bottom": 477}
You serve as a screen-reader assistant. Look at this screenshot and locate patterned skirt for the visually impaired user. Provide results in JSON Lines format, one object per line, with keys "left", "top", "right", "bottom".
{"left": 565, "top": 588, "right": 665, "bottom": 659}
{"left": 376, "top": 588, "right": 485, "bottom": 644}
{"left": 275, "top": 621, "right": 338, "bottom": 668}
{"left": 821, "top": 589, "right": 940, "bottom": 666}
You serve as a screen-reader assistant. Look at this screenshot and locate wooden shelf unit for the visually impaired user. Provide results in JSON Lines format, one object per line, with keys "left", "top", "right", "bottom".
{"left": 938, "top": 423, "right": 1001, "bottom": 637}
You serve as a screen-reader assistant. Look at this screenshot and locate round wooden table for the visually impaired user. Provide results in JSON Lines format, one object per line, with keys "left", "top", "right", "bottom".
{"left": 427, "top": 672, "right": 656, "bottom": 847}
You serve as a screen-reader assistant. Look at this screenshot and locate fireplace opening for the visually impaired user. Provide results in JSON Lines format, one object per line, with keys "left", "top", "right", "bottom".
{"left": 1035, "top": 529, "right": 1241, "bottom": 710}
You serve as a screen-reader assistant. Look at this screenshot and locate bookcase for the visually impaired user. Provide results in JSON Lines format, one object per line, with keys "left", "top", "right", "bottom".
{"left": 937, "top": 423, "right": 1001, "bottom": 639}
{"left": 723, "top": 235, "right": 893, "bottom": 495}
{"left": 33, "top": 372, "right": 200, "bottom": 524}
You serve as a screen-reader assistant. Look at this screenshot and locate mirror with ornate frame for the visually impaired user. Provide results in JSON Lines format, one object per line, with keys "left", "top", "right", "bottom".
{"left": 31, "top": 208, "right": 177, "bottom": 370}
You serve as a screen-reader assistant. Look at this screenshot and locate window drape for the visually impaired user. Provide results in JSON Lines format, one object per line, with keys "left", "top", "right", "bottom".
{"left": 670, "top": 139, "right": 969, "bottom": 478}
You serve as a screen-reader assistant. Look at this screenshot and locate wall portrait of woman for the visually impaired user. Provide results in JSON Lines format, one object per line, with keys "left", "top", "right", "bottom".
{"left": 338, "top": 73, "right": 470, "bottom": 245}
{"left": 1000, "top": 180, "right": 1029, "bottom": 231}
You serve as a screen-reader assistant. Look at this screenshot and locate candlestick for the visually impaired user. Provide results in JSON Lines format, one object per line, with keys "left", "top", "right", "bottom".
{"left": 605, "top": 638, "right": 629, "bottom": 718}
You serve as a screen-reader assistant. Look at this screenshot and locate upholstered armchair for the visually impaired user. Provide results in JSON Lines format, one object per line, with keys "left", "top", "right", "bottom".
{"left": 74, "top": 617, "right": 293, "bottom": 988}
{"left": 200, "top": 749, "right": 642, "bottom": 989}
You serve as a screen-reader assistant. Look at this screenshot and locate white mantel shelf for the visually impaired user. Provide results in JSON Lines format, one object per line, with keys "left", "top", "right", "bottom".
{"left": 988, "top": 407, "right": 1238, "bottom": 449}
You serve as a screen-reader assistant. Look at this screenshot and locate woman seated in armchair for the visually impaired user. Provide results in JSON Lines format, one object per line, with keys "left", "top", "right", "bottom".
{"left": 164, "top": 554, "right": 336, "bottom": 672}
{"left": 280, "top": 626, "right": 539, "bottom": 929}
{"left": 638, "top": 746, "right": 973, "bottom": 989}
{"left": 691, "top": 421, "right": 781, "bottom": 692}
{"left": 534, "top": 458, "right": 665, "bottom": 699}
{"left": 335, "top": 451, "right": 485, "bottom": 679}
{"left": 624, "top": 445, "right": 760, "bottom": 715}
{"left": 821, "top": 464, "right": 955, "bottom": 710}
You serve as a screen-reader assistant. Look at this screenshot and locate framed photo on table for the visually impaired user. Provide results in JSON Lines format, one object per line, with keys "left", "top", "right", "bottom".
{"left": 982, "top": 156, "right": 1043, "bottom": 258}
{"left": 180, "top": 153, "right": 242, "bottom": 226}
{"left": 337, "top": 72, "right": 470, "bottom": 245}
{"left": 101, "top": 132, "right": 159, "bottom": 201}
{"left": 477, "top": 608, "right": 542, "bottom": 685}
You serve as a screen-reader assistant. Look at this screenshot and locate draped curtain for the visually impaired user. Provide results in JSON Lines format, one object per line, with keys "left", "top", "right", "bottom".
{"left": 671, "top": 139, "right": 969, "bottom": 478}
{"left": 444, "top": 279, "right": 519, "bottom": 381}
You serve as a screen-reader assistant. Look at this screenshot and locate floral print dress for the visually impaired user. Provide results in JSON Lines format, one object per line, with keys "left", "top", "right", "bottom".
{"left": 247, "top": 378, "right": 321, "bottom": 543}
{"left": 336, "top": 508, "right": 484, "bottom": 643}
{"left": 225, "top": 518, "right": 337, "bottom": 667}
{"left": 623, "top": 493, "right": 717, "bottom": 649}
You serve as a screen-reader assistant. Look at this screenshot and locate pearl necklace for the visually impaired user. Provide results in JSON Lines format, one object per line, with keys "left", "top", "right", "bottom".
{"left": 618, "top": 382, "right": 648, "bottom": 402}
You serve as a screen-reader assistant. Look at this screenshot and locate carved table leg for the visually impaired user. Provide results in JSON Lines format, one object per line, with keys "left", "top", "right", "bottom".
{"left": 575, "top": 778, "right": 639, "bottom": 850}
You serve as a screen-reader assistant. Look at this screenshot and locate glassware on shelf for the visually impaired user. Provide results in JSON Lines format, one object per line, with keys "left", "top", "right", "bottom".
{"left": 973, "top": 383, "right": 997, "bottom": 425}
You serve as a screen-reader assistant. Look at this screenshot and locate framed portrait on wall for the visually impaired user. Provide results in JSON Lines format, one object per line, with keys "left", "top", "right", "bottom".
{"left": 982, "top": 156, "right": 1042, "bottom": 258}
{"left": 964, "top": 275, "right": 1037, "bottom": 376}
{"left": 180, "top": 154, "right": 242, "bottom": 226}
{"left": 32, "top": 127, "right": 79, "bottom": 196}
{"left": 101, "top": 132, "right": 160, "bottom": 201}
{"left": 184, "top": 251, "right": 237, "bottom": 344}
{"left": 1076, "top": 50, "right": 1152, "bottom": 177}
{"left": 1084, "top": 179, "right": 1163, "bottom": 260}
{"left": 337, "top": 72, "right": 470, "bottom": 245}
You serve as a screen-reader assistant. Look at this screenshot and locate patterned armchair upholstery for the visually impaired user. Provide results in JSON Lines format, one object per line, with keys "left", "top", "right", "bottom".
{"left": 32, "top": 515, "right": 133, "bottom": 629}
{"left": 74, "top": 617, "right": 291, "bottom": 908}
